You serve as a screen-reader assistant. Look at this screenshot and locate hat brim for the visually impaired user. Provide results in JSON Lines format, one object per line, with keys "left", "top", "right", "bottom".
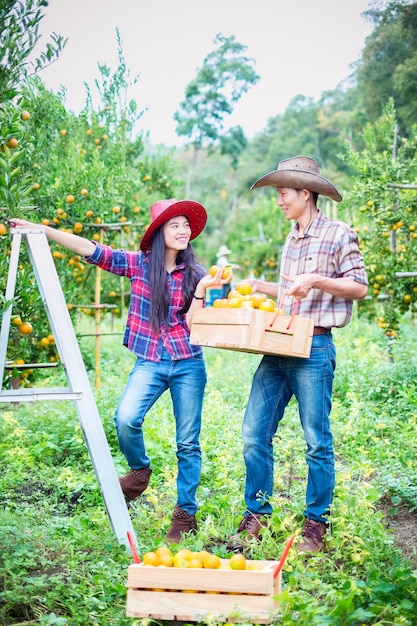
{"left": 250, "top": 169, "right": 342, "bottom": 202}
{"left": 140, "top": 200, "right": 207, "bottom": 252}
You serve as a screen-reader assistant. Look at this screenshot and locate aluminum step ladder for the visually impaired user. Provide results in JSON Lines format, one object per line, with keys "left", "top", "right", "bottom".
{"left": 0, "top": 226, "right": 137, "bottom": 551}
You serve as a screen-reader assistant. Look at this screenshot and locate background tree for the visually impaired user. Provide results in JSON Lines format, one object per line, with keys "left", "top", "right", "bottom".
{"left": 357, "top": 0, "right": 417, "bottom": 133}
{"left": 174, "top": 33, "right": 259, "bottom": 197}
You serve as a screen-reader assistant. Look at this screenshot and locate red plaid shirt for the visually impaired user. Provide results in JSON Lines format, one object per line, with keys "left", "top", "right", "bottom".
{"left": 86, "top": 243, "right": 205, "bottom": 362}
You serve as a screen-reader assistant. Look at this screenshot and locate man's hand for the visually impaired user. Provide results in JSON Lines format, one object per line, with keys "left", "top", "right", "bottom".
{"left": 281, "top": 273, "right": 318, "bottom": 299}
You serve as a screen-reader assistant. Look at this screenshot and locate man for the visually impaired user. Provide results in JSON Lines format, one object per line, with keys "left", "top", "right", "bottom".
{"left": 228, "top": 156, "right": 368, "bottom": 554}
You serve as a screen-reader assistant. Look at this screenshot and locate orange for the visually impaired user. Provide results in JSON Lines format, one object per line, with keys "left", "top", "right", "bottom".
{"left": 227, "top": 289, "right": 243, "bottom": 301}
{"left": 259, "top": 299, "right": 276, "bottom": 312}
{"left": 250, "top": 293, "right": 267, "bottom": 308}
{"left": 229, "top": 553, "right": 246, "bottom": 570}
{"left": 209, "top": 264, "right": 220, "bottom": 277}
{"left": 112, "top": 206, "right": 121, "bottom": 214}
{"left": 66, "top": 194, "right": 75, "bottom": 203}
{"left": 11, "top": 316, "right": 23, "bottom": 326}
{"left": 203, "top": 554, "right": 221, "bottom": 569}
{"left": 240, "top": 300, "right": 254, "bottom": 308}
{"left": 6, "top": 137, "right": 18, "bottom": 149}
{"left": 0, "top": 224, "right": 7, "bottom": 235}
{"left": 194, "top": 550, "right": 210, "bottom": 564}
{"left": 73, "top": 223, "right": 83, "bottom": 234}
{"left": 221, "top": 266, "right": 232, "bottom": 279}
{"left": 155, "top": 546, "right": 172, "bottom": 559}
{"left": 173, "top": 555, "right": 189, "bottom": 568}
{"left": 33, "top": 182, "right": 40, "bottom": 191}
{"left": 226, "top": 297, "right": 241, "bottom": 308}
{"left": 236, "top": 282, "right": 252, "bottom": 296}
{"left": 85, "top": 210, "right": 94, "bottom": 218}
{"left": 142, "top": 551, "right": 161, "bottom": 567}
{"left": 20, "top": 110, "right": 31, "bottom": 121}
{"left": 80, "top": 189, "right": 88, "bottom": 196}
{"left": 187, "top": 558, "right": 203, "bottom": 568}
{"left": 60, "top": 129, "right": 67, "bottom": 136}
{"left": 176, "top": 548, "right": 193, "bottom": 560}
{"left": 159, "top": 554, "right": 174, "bottom": 567}
{"left": 18, "top": 322, "right": 33, "bottom": 335}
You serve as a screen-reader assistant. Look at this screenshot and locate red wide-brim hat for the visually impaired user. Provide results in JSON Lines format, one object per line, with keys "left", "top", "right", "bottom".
{"left": 140, "top": 198, "right": 207, "bottom": 252}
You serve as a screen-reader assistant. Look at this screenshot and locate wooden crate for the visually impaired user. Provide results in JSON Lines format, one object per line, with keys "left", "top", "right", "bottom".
{"left": 190, "top": 307, "right": 314, "bottom": 358}
{"left": 126, "top": 558, "right": 281, "bottom": 623}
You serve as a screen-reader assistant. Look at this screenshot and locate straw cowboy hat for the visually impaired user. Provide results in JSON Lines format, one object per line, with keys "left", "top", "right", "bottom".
{"left": 250, "top": 155, "right": 342, "bottom": 202}
{"left": 216, "top": 245, "right": 232, "bottom": 257}
{"left": 140, "top": 198, "right": 207, "bottom": 252}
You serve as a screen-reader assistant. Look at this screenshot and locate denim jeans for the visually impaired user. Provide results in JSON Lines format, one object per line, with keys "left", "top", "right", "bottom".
{"left": 114, "top": 349, "right": 207, "bottom": 514}
{"left": 242, "top": 333, "right": 336, "bottom": 524}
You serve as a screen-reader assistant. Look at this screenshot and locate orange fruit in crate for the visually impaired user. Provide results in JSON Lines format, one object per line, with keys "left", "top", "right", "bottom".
{"left": 227, "top": 297, "right": 241, "bottom": 308}
{"left": 259, "top": 299, "right": 276, "bottom": 312}
{"left": 194, "top": 550, "right": 210, "bottom": 564}
{"left": 251, "top": 293, "right": 267, "bottom": 308}
{"left": 159, "top": 554, "right": 174, "bottom": 567}
{"left": 203, "top": 553, "right": 221, "bottom": 569}
{"left": 143, "top": 551, "right": 161, "bottom": 567}
{"left": 187, "top": 557, "right": 203, "bottom": 568}
{"left": 236, "top": 282, "right": 252, "bottom": 296}
{"left": 229, "top": 553, "right": 247, "bottom": 570}
{"left": 155, "top": 546, "right": 172, "bottom": 557}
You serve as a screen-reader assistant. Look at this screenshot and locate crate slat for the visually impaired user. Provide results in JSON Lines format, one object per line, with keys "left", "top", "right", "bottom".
{"left": 126, "top": 560, "right": 281, "bottom": 623}
{"left": 190, "top": 308, "right": 313, "bottom": 358}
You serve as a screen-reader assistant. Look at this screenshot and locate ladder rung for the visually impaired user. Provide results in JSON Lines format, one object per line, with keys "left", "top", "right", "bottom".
{"left": 0, "top": 387, "right": 83, "bottom": 402}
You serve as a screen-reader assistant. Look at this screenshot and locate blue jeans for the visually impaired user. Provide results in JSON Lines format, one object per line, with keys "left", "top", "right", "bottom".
{"left": 242, "top": 333, "right": 336, "bottom": 524}
{"left": 114, "top": 349, "right": 207, "bottom": 514}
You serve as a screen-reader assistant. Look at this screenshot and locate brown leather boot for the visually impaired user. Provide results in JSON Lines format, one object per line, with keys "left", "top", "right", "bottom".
{"left": 164, "top": 504, "right": 197, "bottom": 544}
{"left": 226, "top": 513, "right": 267, "bottom": 551}
{"left": 297, "top": 518, "right": 327, "bottom": 554}
{"left": 119, "top": 468, "right": 152, "bottom": 501}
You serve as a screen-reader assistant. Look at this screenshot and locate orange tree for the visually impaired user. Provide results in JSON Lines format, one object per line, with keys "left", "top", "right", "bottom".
{"left": 341, "top": 100, "right": 417, "bottom": 338}
{"left": 0, "top": 32, "right": 178, "bottom": 385}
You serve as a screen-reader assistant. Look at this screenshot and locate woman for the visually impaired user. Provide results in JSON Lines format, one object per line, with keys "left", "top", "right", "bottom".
{"left": 12, "top": 198, "right": 231, "bottom": 543}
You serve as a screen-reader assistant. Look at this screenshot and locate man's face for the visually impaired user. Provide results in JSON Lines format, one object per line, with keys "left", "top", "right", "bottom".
{"left": 276, "top": 187, "right": 307, "bottom": 221}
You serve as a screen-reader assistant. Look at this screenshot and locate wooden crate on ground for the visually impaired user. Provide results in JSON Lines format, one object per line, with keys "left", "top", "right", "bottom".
{"left": 126, "top": 558, "right": 281, "bottom": 623}
{"left": 190, "top": 307, "right": 314, "bottom": 358}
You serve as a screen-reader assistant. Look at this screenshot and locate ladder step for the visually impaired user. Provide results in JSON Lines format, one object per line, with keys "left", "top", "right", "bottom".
{"left": 0, "top": 387, "right": 83, "bottom": 402}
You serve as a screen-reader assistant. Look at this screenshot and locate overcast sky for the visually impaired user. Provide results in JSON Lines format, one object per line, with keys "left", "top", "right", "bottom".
{"left": 35, "top": 0, "right": 374, "bottom": 146}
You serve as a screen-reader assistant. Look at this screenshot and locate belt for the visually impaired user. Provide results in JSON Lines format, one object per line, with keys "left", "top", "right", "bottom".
{"left": 313, "top": 326, "right": 330, "bottom": 336}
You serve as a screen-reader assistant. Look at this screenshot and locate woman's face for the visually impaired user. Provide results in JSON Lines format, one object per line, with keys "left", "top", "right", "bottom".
{"left": 163, "top": 215, "right": 191, "bottom": 252}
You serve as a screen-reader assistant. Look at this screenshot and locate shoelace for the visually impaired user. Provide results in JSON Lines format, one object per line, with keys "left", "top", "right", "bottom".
{"left": 244, "top": 515, "right": 262, "bottom": 533}
{"left": 303, "top": 520, "right": 324, "bottom": 544}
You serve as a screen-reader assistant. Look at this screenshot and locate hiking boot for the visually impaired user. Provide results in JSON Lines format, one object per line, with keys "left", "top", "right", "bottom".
{"left": 226, "top": 513, "right": 267, "bottom": 551}
{"left": 119, "top": 467, "right": 152, "bottom": 501}
{"left": 297, "top": 518, "right": 327, "bottom": 554}
{"left": 164, "top": 504, "right": 198, "bottom": 544}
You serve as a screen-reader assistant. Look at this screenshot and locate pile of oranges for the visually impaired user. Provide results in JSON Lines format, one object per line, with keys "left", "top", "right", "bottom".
{"left": 141, "top": 547, "right": 249, "bottom": 570}
{"left": 212, "top": 281, "right": 279, "bottom": 312}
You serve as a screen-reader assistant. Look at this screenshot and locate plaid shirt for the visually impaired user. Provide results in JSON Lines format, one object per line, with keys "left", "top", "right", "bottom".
{"left": 86, "top": 243, "right": 205, "bottom": 361}
{"left": 278, "top": 211, "right": 368, "bottom": 328}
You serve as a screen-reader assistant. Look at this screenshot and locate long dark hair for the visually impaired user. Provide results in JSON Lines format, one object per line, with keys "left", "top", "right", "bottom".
{"left": 148, "top": 225, "right": 202, "bottom": 332}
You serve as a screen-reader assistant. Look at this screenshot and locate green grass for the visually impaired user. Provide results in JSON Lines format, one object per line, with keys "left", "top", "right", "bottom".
{"left": 1, "top": 316, "right": 417, "bottom": 625}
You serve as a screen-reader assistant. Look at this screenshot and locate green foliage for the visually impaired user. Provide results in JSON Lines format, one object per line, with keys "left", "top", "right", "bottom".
{"left": 1, "top": 319, "right": 417, "bottom": 624}
{"left": 0, "top": 38, "right": 179, "bottom": 384}
{"left": 358, "top": 0, "right": 417, "bottom": 132}
{"left": 341, "top": 100, "right": 417, "bottom": 336}
{"left": 0, "top": 0, "right": 67, "bottom": 102}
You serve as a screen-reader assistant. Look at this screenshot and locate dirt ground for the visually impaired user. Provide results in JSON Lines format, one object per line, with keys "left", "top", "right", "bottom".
{"left": 379, "top": 499, "right": 417, "bottom": 569}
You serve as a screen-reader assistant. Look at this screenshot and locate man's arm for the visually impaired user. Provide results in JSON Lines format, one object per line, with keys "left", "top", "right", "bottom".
{"left": 282, "top": 273, "right": 368, "bottom": 301}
